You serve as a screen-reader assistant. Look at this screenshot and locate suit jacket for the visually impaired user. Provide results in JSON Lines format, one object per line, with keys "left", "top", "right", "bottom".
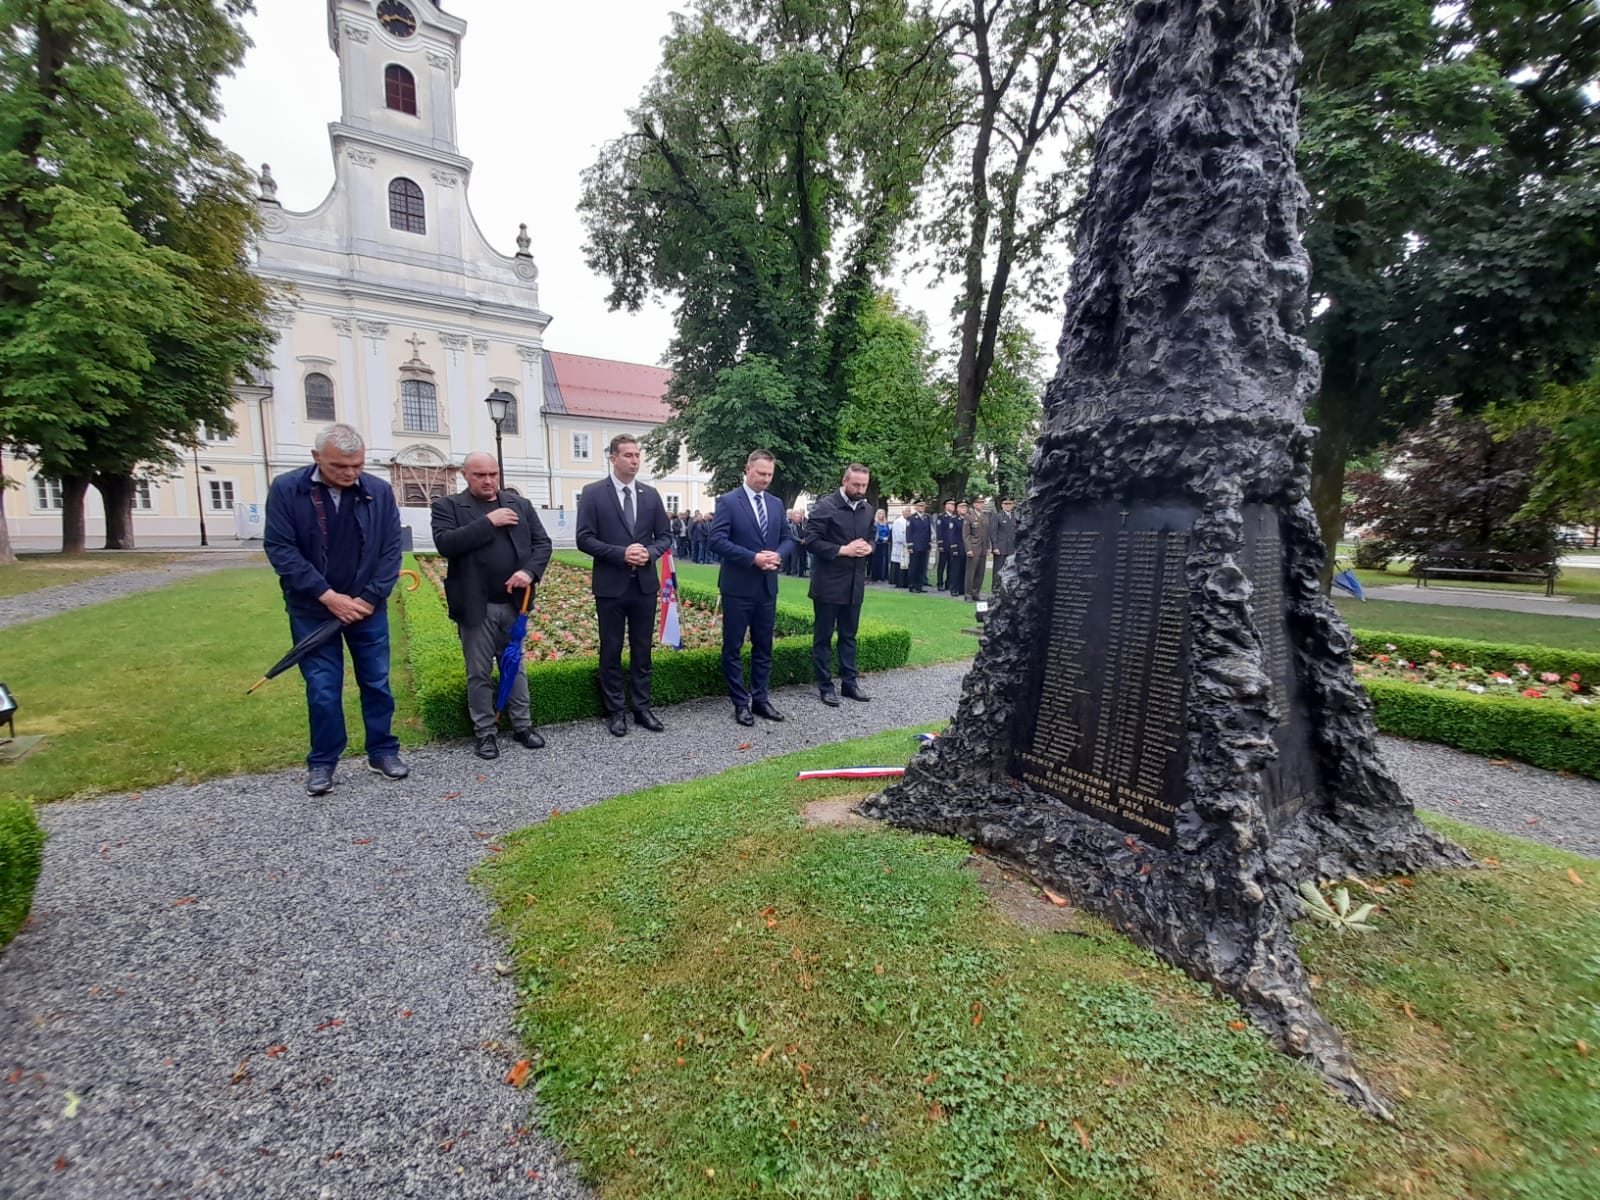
{"left": 963, "top": 510, "right": 992, "bottom": 556}
{"left": 804, "top": 491, "right": 876, "bottom": 607}
{"left": 264, "top": 465, "right": 401, "bottom": 619}
{"left": 990, "top": 509, "right": 1018, "bottom": 556}
{"left": 709, "top": 486, "right": 794, "bottom": 600}
{"left": 907, "top": 513, "right": 932, "bottom": 552}
{"left": 430, "top": 489, "right": 552, "bottom": 627}
{"left": 936, "top": 512, "right": 963, "bottom": 553}
{"left": 575, "top": 476, "right": 674, "bottom": 597}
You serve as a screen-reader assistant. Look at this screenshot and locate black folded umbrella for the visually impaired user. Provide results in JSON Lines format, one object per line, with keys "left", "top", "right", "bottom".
{"left": 245, "top": 618, "right": 343, "bottom": 694}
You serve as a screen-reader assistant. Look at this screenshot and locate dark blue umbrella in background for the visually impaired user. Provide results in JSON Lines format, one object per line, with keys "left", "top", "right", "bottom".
{"left": 494, "top": 586, "right": 534, "bottom": 717}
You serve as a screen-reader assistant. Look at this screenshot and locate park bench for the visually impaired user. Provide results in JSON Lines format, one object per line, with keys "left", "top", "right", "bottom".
{"left": 1412, "top": 550, "right": 1559, "bottom": 597}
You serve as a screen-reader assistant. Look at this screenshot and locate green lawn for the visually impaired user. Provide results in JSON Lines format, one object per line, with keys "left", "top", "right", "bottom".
{"left": 2, "top": 568, "right": 424, "bottom": 802}
{"left": 0, "top": 551, "right": 185, "bottom": 598}
{"left": 485, "top": 730, "right": 1600, "bottom": 1200}
{"left": 556, "top": 550, "right": 982, "bottom": 667}
{"left": 1335, "top": 595, "right": 1600, "bottom": 652}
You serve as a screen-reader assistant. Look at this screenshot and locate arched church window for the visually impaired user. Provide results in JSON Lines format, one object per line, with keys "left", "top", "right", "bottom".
{"left": 400, "top": 378, "right": 438, "bottom": 432}
{"left": 499, "top": 395, "right": 519, "bottom": 435}
{"left": 384, "top": 65, "right": 417, "bottom": 116}
{"left": 388, "top": 178, "right": 426, "bottom": 235}
{"left": 304, "top": 372, "right": 336, "bottom": 421}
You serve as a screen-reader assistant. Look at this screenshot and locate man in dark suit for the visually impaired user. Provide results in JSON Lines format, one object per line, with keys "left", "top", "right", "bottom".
{"left": 709, "top": 449, "right": 794, "bottom": 726}
{"left": 431, "top": 452, "right": 553, "bottom": 760}
{"left": 906, "top": 499, "right": 932, "bottom": 592}
{"left": 576, "top": 434, "right": 675, "bottom": 736}
{"left": 802, "top": 463, "right": 876, "bottom": 705}
{"left": 935, "top": 499, "right": 961, "bottom": 593}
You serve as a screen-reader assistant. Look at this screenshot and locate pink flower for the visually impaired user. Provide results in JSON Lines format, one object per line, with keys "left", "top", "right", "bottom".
{"left": 1540, "top": 672, "right": 1561, "bottom": 684}
{"left": 1522, "top": 688, "right": 1544, "bottom": 698}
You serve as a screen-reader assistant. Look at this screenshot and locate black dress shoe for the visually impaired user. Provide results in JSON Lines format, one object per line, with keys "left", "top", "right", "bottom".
{"left": 510, "top": 727, "right": 545, "bottom": 749}
{"left": 368, "top": 754, "right": 411, "bottom": 778}
{"left": 819, "top": 690, "right": 840, "bottom": 707}
{"left": 734, "top": 705, "right": 755, "bottom": 726}
{"left": 752, "top": 700, "right": 784, "bottom": 722}
{"left": 474, "top": 734, "right": 500, "bottom": 760}
{"left": 605, "top": 712, "right": 628, "bottom": 737}
{"left": 841, "top": 686, "right": 871, "bottom": 702}
{"left": 306, "top": 764, "right": 335, "bottom": 796}
{"left": 632, "top": 707, "right": 666, "bottom": 732}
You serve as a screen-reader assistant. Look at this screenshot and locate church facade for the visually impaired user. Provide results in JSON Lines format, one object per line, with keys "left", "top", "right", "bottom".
{"left": 4, "top": 0, "right": 712, "bottom": 546}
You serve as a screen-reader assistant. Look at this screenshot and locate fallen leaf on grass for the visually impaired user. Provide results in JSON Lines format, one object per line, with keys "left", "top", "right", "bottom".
{"left": 488, "top": 845, "right": 504, "bottom": 854}
{"left": 971, "top": 1001, "right": 984, "bottom": 1028}
{"left": 1041, "top": 888, "right": 1069, "bottom": 907}
{"left": 1073, "top": 1120, "right": 1091, "bottom": 1152}
{"left": 172, "top": 897, "right": 196, "bottom": 907}
{"left": 928, "top": 1100, "right": 946, "bottom": 1122}
{"left": 1402, "top": 1002, "right": 1416, "bottom": 1019}
{"left": 756, "top": 1045, "right": 774, "bottom": 1064}
{"left": 1576, "top": 1040, "right": 1589, "bottom": 1058}
{"left": 797, "top": 1062, "right": 812, "bottom": 1087}
{"left": 1228, "top": 1021, "right": 1247, "bottom": 1032}
{"left": 266, "top": 1045, "right": 287, "bottom": 1058}
{"left": 505, "top": 1059, "right": 531, "bottom": 1088}
{"left": 1568, "top": 868, "right": 1586, "bottom": 886}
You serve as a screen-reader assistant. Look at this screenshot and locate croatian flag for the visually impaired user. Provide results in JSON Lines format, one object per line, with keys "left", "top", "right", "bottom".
{"left": 657, "top": 547, "right": 683, "bottom": 650}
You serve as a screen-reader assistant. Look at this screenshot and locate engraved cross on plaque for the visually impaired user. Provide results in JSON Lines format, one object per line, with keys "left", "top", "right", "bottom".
{"left": 405, "top": 332, "right": 427, "bottom": 359}
{"left": 1119, "top": 510, "right": 1131, "bottom": 528}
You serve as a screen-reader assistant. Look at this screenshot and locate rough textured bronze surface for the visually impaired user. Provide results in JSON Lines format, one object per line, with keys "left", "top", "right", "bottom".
{"left": 864, "top": 0, "right": 1468, "bottom": 1115}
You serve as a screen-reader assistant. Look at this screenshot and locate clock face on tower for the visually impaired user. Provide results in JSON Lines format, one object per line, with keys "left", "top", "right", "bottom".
{"left": 376, "top": 1, "right": 417, "bottom": 38}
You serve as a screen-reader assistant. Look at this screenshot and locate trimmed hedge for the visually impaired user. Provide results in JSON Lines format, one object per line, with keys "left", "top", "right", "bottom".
{"left": 399, "top": 556, "right": 912, "bottom": 738}
{"left": 1348, "top": 628, "right": 1600, "bottom": 682}
{"left": 1362, "top": 677, "right": 1600, "bottom": 779}
{"left": 1, "top": 795, "right": 45, "bottom": 948}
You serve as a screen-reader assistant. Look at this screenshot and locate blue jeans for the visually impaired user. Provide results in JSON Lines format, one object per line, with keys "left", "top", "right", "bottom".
{"left": 290, "top": 607, "right": 398, "bottom": 767}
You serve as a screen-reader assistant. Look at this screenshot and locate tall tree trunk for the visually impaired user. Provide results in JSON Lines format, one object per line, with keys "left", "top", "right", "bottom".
{"left": 95, "top": 473, "right": 137, "bottom": 549}
{"left": 1308, "top": 390, "right": 1353, "bottom": 590}
{"left": 58, "top": 474, "right": 91, "bottom": 554}
{"left": 0, "top": 449, "right": 16, "bottom": 566}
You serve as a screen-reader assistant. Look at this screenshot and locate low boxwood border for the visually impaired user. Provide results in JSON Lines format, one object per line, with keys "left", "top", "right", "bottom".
{"left": 0, "top": 795, "right": 45, "bottom": 949}
{"left": 399, "top": 555, "right": 912, "bottom": 738}
{"left": 1348, "top": 627, "right": 1600, "bottom": 682}
{"left": 1362, "top": 677, "right": 1600, "bottom": 779}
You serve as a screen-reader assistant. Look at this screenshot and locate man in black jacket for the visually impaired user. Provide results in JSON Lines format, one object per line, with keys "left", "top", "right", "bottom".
{"left": 802, "top": 463, "right": 876, "bottom": 705}
{"left": 906, "top": 499, "right": 932, "bottom": 592}
{"left": 431, "top": 452, "right": 553, "bottom": 760}
{"left": 576, "top": 434, "right": 675, "bottom": 736}
{"left": 935, "top": 499, "right": 961, "bottom": 593}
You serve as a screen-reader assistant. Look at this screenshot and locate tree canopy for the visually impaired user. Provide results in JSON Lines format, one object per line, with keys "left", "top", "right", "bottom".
{"left": 579, "top": 0, "right": 954, "bottom": 503}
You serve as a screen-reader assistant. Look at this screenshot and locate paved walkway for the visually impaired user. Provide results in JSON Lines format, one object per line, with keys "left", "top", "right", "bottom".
{"left": 1362, "top": 584, "right": 1600, "bottom": 618}
{"left": 0, "top": 552, "right": 266, "bottom": 630}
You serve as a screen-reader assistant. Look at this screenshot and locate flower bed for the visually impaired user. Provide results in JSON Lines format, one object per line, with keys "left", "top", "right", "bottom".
{"left": 400, "top": 555, "right": 911, "bottom": 736}
{"left": 1345, "top": 629, "right": 1600, "bottom": 779}
{"left": 413, "top": 556, "right": 750, "bottom": 659}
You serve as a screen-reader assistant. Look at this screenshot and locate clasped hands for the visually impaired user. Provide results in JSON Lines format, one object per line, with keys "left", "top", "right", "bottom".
{"left": 841, "top": 538, "right": 874, "bottom": 558}
{"left": 320, "top": 590, "right": 374, "bottom": 625}
{"left": 624, "top": 543, "right": 651, "bottom": 567}
{"left": 754, "top": 549, "right": 782, "bottom": 570}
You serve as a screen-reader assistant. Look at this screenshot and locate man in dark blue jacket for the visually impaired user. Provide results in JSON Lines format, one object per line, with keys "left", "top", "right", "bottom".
{"left": 709, "top": 449, "right": 794, "bottom": 726}
{"left": 264, "top": 424, "right": 407, "bottom": 796}
{"left": 906, "top": 499, "right": 932, "bottom": 592}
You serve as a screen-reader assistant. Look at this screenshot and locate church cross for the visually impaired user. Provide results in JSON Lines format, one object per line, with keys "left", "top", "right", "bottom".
{"left": 405, "top": 332, "right": 427, "bottom": 358}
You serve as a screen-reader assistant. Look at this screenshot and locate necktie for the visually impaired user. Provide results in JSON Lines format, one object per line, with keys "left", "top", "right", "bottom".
{"left": 755, "top": 494, "right": 768, "bottom": 539}
{"left": 622, "top": 485, "right": 635, "bottom": 534}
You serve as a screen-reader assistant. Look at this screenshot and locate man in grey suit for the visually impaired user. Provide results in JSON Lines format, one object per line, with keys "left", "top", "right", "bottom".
{"left": 431, "top": 452, "right": 553, "bottom": 760}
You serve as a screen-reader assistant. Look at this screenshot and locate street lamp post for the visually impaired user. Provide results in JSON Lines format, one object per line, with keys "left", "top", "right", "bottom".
{"left": 484, "top": 390, "right": 514, "bottom": 487}
{"left": 193, "top": 447, "right": 210, "bottom": 548}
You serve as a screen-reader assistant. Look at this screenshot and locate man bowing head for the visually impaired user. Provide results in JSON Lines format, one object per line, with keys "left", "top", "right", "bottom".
{"left": 709, "top": 450, "right": 794, "bottom": 726}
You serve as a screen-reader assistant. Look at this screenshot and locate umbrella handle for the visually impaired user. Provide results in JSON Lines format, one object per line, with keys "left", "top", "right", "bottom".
{"left": 520, "top": 585, "right": 533, "bottom": 615}
{"left": 399, "top": 569, "right": 421, "bottom": 592}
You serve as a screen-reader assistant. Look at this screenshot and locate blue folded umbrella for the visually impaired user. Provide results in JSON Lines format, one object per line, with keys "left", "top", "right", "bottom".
{"left": 495, "top": 587, "right": 533, "bottom": 716}
{"left": 1331, "top": 568, "right": 1365, "bottom": 601}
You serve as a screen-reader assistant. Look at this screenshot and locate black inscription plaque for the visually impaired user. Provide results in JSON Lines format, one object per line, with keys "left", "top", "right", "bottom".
{"left": 1010, "top": 502, "right": 1326, "bottom": 845}
{"left": 1010, "top": 502, "right": 1196, "bottom": 847}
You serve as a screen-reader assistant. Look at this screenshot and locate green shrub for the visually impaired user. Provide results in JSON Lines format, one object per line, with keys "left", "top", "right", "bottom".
{"left": 0, "top": 795, "right": 45, "bottom": 948}
{"left": 1351, "top": 540, "right": 1390, "bottom": 570}
{"left": 1348, "top": 628, "right": 1600, "bottom": 683}
{"left": 400, "top": 557, "right": 912, "bottom": 737}
{"left": 1362, "top": 678, "right": 1600, "bottom": 778}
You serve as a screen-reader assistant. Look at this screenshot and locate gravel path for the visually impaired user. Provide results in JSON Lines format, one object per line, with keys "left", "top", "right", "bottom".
{"left": 3, "top": 660, "right": 1597, "bottom": 1200}
{"left": 0, "top": 553, "right": 266, "bottom": 630}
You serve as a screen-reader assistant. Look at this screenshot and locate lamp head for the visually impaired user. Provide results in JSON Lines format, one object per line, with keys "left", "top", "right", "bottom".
{"left": 484, "top": 390, "right": 514, "bottom": 425}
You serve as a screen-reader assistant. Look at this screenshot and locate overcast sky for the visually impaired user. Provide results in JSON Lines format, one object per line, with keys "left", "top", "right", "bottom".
{"left": 214, "top": 0, "right": 1062, "bottom": 368}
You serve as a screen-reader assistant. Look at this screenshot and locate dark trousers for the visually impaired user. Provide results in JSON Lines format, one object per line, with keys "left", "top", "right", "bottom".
{"left": 676, "top": 535, "right": 690, "bottom": 559}
{"left": 908, "top": 548, "right": 929, "bottom": 591}
{"left": 596, "top": 588, "right": 657, "bottom": 713}
{"left": 290, "top": 607, "right": 397, "bottom": 768}
{"left": 991, "top": 552, "right": 1010, "bottom": 592}
{"left": 965, "top": 552, "right": 987, "bottom": 599}
{"left": 812, "top": 600, "right": 862, "bottom": 691}
{"left": 948, "top": 555, "right": 966, "bottom": 596}
{"left": 936, "top": 547, "right": 952, "bottom": 590}
{"left": 721, "top": 593, "right": 777, "bottom": 707}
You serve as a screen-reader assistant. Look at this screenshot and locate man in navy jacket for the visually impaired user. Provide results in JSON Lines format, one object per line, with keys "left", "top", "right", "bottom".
{"left": 264, "top": 423, "right": 407, "bottom": 796}
{"left": 906, "top": 499, "right": 932, "bottom": 592}
{"left": 709, "top": 450, "right": 794, "bottom": 726}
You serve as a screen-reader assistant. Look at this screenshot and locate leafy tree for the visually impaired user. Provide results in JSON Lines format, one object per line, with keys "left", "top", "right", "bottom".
{"left": 966, "top": 314, "right": 1043, "bottom": 500}
{"left": 918, "top": 0, "right": 1113, "bottom": 498}
{"left": 836, "top": 293, "right": 953, "bottom": 502}
{"left": 0, "top": 0, "right": 273, "bottom": 553}
{"left": 1343, "top": 403, "right": 1559, "bottom": 560}
{"left": 1299, "top": 0, "right": 1600, "bottom": 578}
{"left": 579, "top": 0, "right": 953, "bottom": 504}
{"left": 1504, "top": 357, "right": 1600, "bottom": 536}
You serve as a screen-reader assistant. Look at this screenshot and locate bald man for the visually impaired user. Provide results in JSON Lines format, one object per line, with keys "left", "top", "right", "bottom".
{"left": 432, "top": 452, "right": 553, "bottom": 760}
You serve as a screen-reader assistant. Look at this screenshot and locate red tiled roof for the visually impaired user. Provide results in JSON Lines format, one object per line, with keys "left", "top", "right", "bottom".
{"left": 547, "top": 351, "right": 672, "bottom": 422}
